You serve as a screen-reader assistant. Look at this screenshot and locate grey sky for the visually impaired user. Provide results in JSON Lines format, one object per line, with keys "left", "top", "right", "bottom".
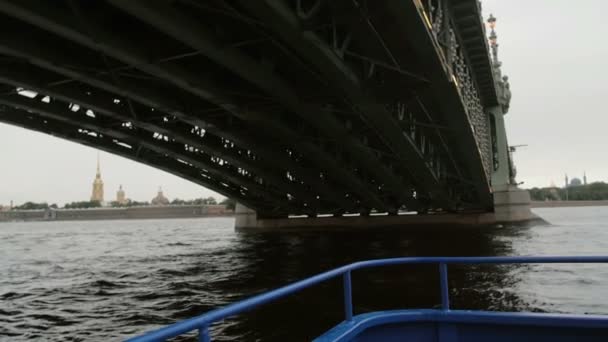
{"left": 0, "top": 1, "right": 605, "bottom": 206}
{"left": 0, "top": 123, "right": 223, "bottom": 205}
{"left": 483, "top": 0, "right": 608, "bottom": 187}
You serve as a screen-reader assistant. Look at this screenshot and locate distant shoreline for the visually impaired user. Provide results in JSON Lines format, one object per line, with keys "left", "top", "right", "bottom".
{"left": 531, "top": 201, "right": 608, "bottom": 208}
{"left": 0, "top": 204, "right": 233, "bottom": 223}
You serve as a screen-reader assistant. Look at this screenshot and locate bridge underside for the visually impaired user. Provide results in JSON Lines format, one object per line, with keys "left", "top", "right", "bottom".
{"left": 0, "top": 0, "right": 496, "bottom": 218}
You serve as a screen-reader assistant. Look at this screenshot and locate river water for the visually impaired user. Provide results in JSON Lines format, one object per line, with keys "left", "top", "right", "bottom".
{"left": 1, "top": 207, "right": 607, "bottom": 341}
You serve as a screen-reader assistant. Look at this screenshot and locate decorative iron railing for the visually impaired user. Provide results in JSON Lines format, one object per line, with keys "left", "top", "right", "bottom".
{"left": 422, "top": 0, "right": 494, "bottom": 179}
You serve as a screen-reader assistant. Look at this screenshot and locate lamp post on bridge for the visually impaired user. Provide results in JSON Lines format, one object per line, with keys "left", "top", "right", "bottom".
{"left": 486, "top": 14, "right": 515, "bottom": 189}
{"left": 488, "top": 14, "right": 498, "bottom": 63}
{"left": 488, "top": 14, "right": 511, "bottom": 115}
{"left": 483, "top": 14, "right": 534, "bottom": 223}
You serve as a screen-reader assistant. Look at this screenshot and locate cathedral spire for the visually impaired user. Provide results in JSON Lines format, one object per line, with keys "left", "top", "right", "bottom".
{"left": 96, "top": 152, "right": 101, "bottom": 177}
{"left": 584, "top": 171, "right": 587, "bottom": 185}
{"left": 91, "top": 153, "right": 104, "bottom": 203}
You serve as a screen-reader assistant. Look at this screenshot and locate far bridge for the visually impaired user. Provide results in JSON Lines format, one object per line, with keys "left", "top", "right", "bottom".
{"left": 0, "top": 0, "right": 533, "bottom": 229}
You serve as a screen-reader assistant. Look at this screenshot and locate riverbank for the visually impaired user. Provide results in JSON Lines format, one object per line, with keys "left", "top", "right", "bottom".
{"left": 0, "top": 204, "right": 232, "bottom": 222}
{"left": 531, "top": 200, "right": 608, "bottom": 208}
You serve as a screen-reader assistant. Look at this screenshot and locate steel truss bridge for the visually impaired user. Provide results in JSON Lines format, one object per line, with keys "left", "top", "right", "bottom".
{"left": 0, "top": 0, "right": 512, "bottom": 218}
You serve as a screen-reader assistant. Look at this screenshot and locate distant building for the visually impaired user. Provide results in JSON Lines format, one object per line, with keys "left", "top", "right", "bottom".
{"left": 116, "top": 185, "right": 127, "bottom": 205}
{"left": 205, "top": 204, "right": 228, "bottom": 215}
{"left": 570, "top": 178, "right": 582, "bottom": 187}
{"left": 151, "top": 187, "right": 170, "bottom": 206}
{"left": 584, "top": 171, "right": 588, "bottom": 185}
{"left": 547, "top": 181, "right": 561, "bottom": 201}
{"left": 91, "top": 154, "right": 104, "bottom": 203}
{"left": 564, "top": 173, "right": 586, "bottom": 188}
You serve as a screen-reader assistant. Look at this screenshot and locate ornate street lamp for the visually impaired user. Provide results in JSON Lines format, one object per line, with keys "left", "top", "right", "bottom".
{"left": 487, "top": 14, "right": 499, "bottom": 63}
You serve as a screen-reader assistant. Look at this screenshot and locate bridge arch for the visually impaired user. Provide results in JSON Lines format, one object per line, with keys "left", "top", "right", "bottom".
{"left": 0, "top": 0, "right": 506, "bottom": 218}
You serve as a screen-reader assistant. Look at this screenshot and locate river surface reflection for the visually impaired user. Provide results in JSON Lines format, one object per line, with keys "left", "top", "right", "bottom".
{"left": 1, "top": 206, "right": 607, "bottom": 341}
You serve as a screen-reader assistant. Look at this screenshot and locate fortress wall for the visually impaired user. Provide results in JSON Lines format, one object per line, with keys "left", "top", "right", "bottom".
{"left": 55, "top": 208, "right": 128, "bottom": 220}
{"left": 0, "top": 210, "right": 46, "bottom": 221}
{"left": 126, "top": 205, "right": 205, "bottom": 219}
{"left": 0, "top": 205, "right": 231, "bottom": 222}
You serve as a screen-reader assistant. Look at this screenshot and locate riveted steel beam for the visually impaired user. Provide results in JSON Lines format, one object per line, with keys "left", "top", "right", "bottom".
{"left": 0, "top": 65, "right": 329, "bottom": 211}
{"left": 239, "top": 0, "right": 455, "bottom": 209}
{"left": 0, "top": 107, "right": 276, "bottom": 213}
{"left": 0, "top": 92, "right": 316, "bottom": 215}
{"left": 384, "top": 0, "right": 492, "bottom": 208}
{"left": 0, "top": 0, "right": 386, "bottom": 212}
{"left": 0, "top": 33, "right": 352, "bottom": 211}
{"left": 108, "top": 0, "right": 415, "bottom": 211}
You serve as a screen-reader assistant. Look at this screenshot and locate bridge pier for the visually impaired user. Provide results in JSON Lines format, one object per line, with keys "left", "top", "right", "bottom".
{"left": 235, "top": 203, "right": 258, "bottom": 229}
{"left": 234, "top": 195, "right": 540, "bottom": 231}
{"left": 492, "top": 185, "right": 536, "bottom": 223}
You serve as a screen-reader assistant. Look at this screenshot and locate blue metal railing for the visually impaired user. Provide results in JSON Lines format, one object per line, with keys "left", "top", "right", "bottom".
{"left": 126, "top": 256, "right": 608, "bottom": 342}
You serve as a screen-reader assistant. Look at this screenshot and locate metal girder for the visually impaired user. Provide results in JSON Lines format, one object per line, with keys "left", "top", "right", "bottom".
{"left": 0, "top": 65, "right": 329, "bottom": 211}
{"left": 0, "top": 0, "right": 499, "bottom": 212}
{"left": 327, "top": 0, "right": 429, "bottom": 84}
{"left": 249, "top": 118, "right": 388, "bottom": 212}
{"left": 413, "top": 92, "right": 465, "bottom": 181}
{"left": 0, "top": 34, "right": 351, "bottom": 211}
{"left": 384, "top": 0, "right": 493, "bottom": 208}
{"left": 0, "top": 31, "right": 356, "bottom": 212}
{"left": 0, "top": 107, "right": 273, "bottom": 213}
{"left": 239, "top": 0, "right": 455, "bottom": 209}
{"left": 447, "top": 0, "right": 499, "bottom": 108}
{"left": 108, "top": 0, "right": 415, "bottom": 210}
{"left": 0, "top": 92, "right": 314, "bottom": 215}
{"left": 0, "top": 0, "right": 387, "bottom": 212}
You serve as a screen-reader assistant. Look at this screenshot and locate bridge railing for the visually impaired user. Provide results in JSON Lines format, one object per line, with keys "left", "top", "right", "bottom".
{"left": 126, "top": 256, "right": 608, "bottom": 342}
{"left": 419, "top": 0, "right": 494, "bottom": 178}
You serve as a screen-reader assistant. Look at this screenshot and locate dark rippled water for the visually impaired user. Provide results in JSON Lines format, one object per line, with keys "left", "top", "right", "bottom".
{"left": 2, "top": 207, "right": 608, "bottom": 341}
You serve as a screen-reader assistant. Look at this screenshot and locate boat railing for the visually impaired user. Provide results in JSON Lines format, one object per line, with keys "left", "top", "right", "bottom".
{"left": 126, "top": 256, "right": 608, "bottom": 342}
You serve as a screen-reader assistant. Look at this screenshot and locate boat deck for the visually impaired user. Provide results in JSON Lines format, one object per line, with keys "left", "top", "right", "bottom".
{"left": 316, "top": 309, "right": 608, "bottom": 341}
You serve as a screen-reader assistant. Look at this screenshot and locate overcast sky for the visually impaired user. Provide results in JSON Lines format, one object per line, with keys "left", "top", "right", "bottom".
{"left": 482, "top": 0, "right": 608, "bottom": 188}
{"left": 0, "top": 1, "right": 605, "bottom": 206}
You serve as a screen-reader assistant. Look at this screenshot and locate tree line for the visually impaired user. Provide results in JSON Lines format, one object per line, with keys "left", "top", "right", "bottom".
{"left": 529, "top": 182, "right": 608, "bottom": 201}
{"left": 11, "top": 197, "right": 236, "bottom": 210}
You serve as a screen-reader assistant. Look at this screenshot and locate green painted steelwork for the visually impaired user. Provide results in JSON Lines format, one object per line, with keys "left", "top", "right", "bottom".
{"left": 0, "top": 0, "right": 514, "bottom": 217}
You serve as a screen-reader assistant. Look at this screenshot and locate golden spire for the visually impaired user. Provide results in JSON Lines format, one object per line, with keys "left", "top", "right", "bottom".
{"left": 91, "top": 152, "right": 104, "bottom": 202}
{"left": 96, "top": 152, "right": 101, "bottom": 178}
